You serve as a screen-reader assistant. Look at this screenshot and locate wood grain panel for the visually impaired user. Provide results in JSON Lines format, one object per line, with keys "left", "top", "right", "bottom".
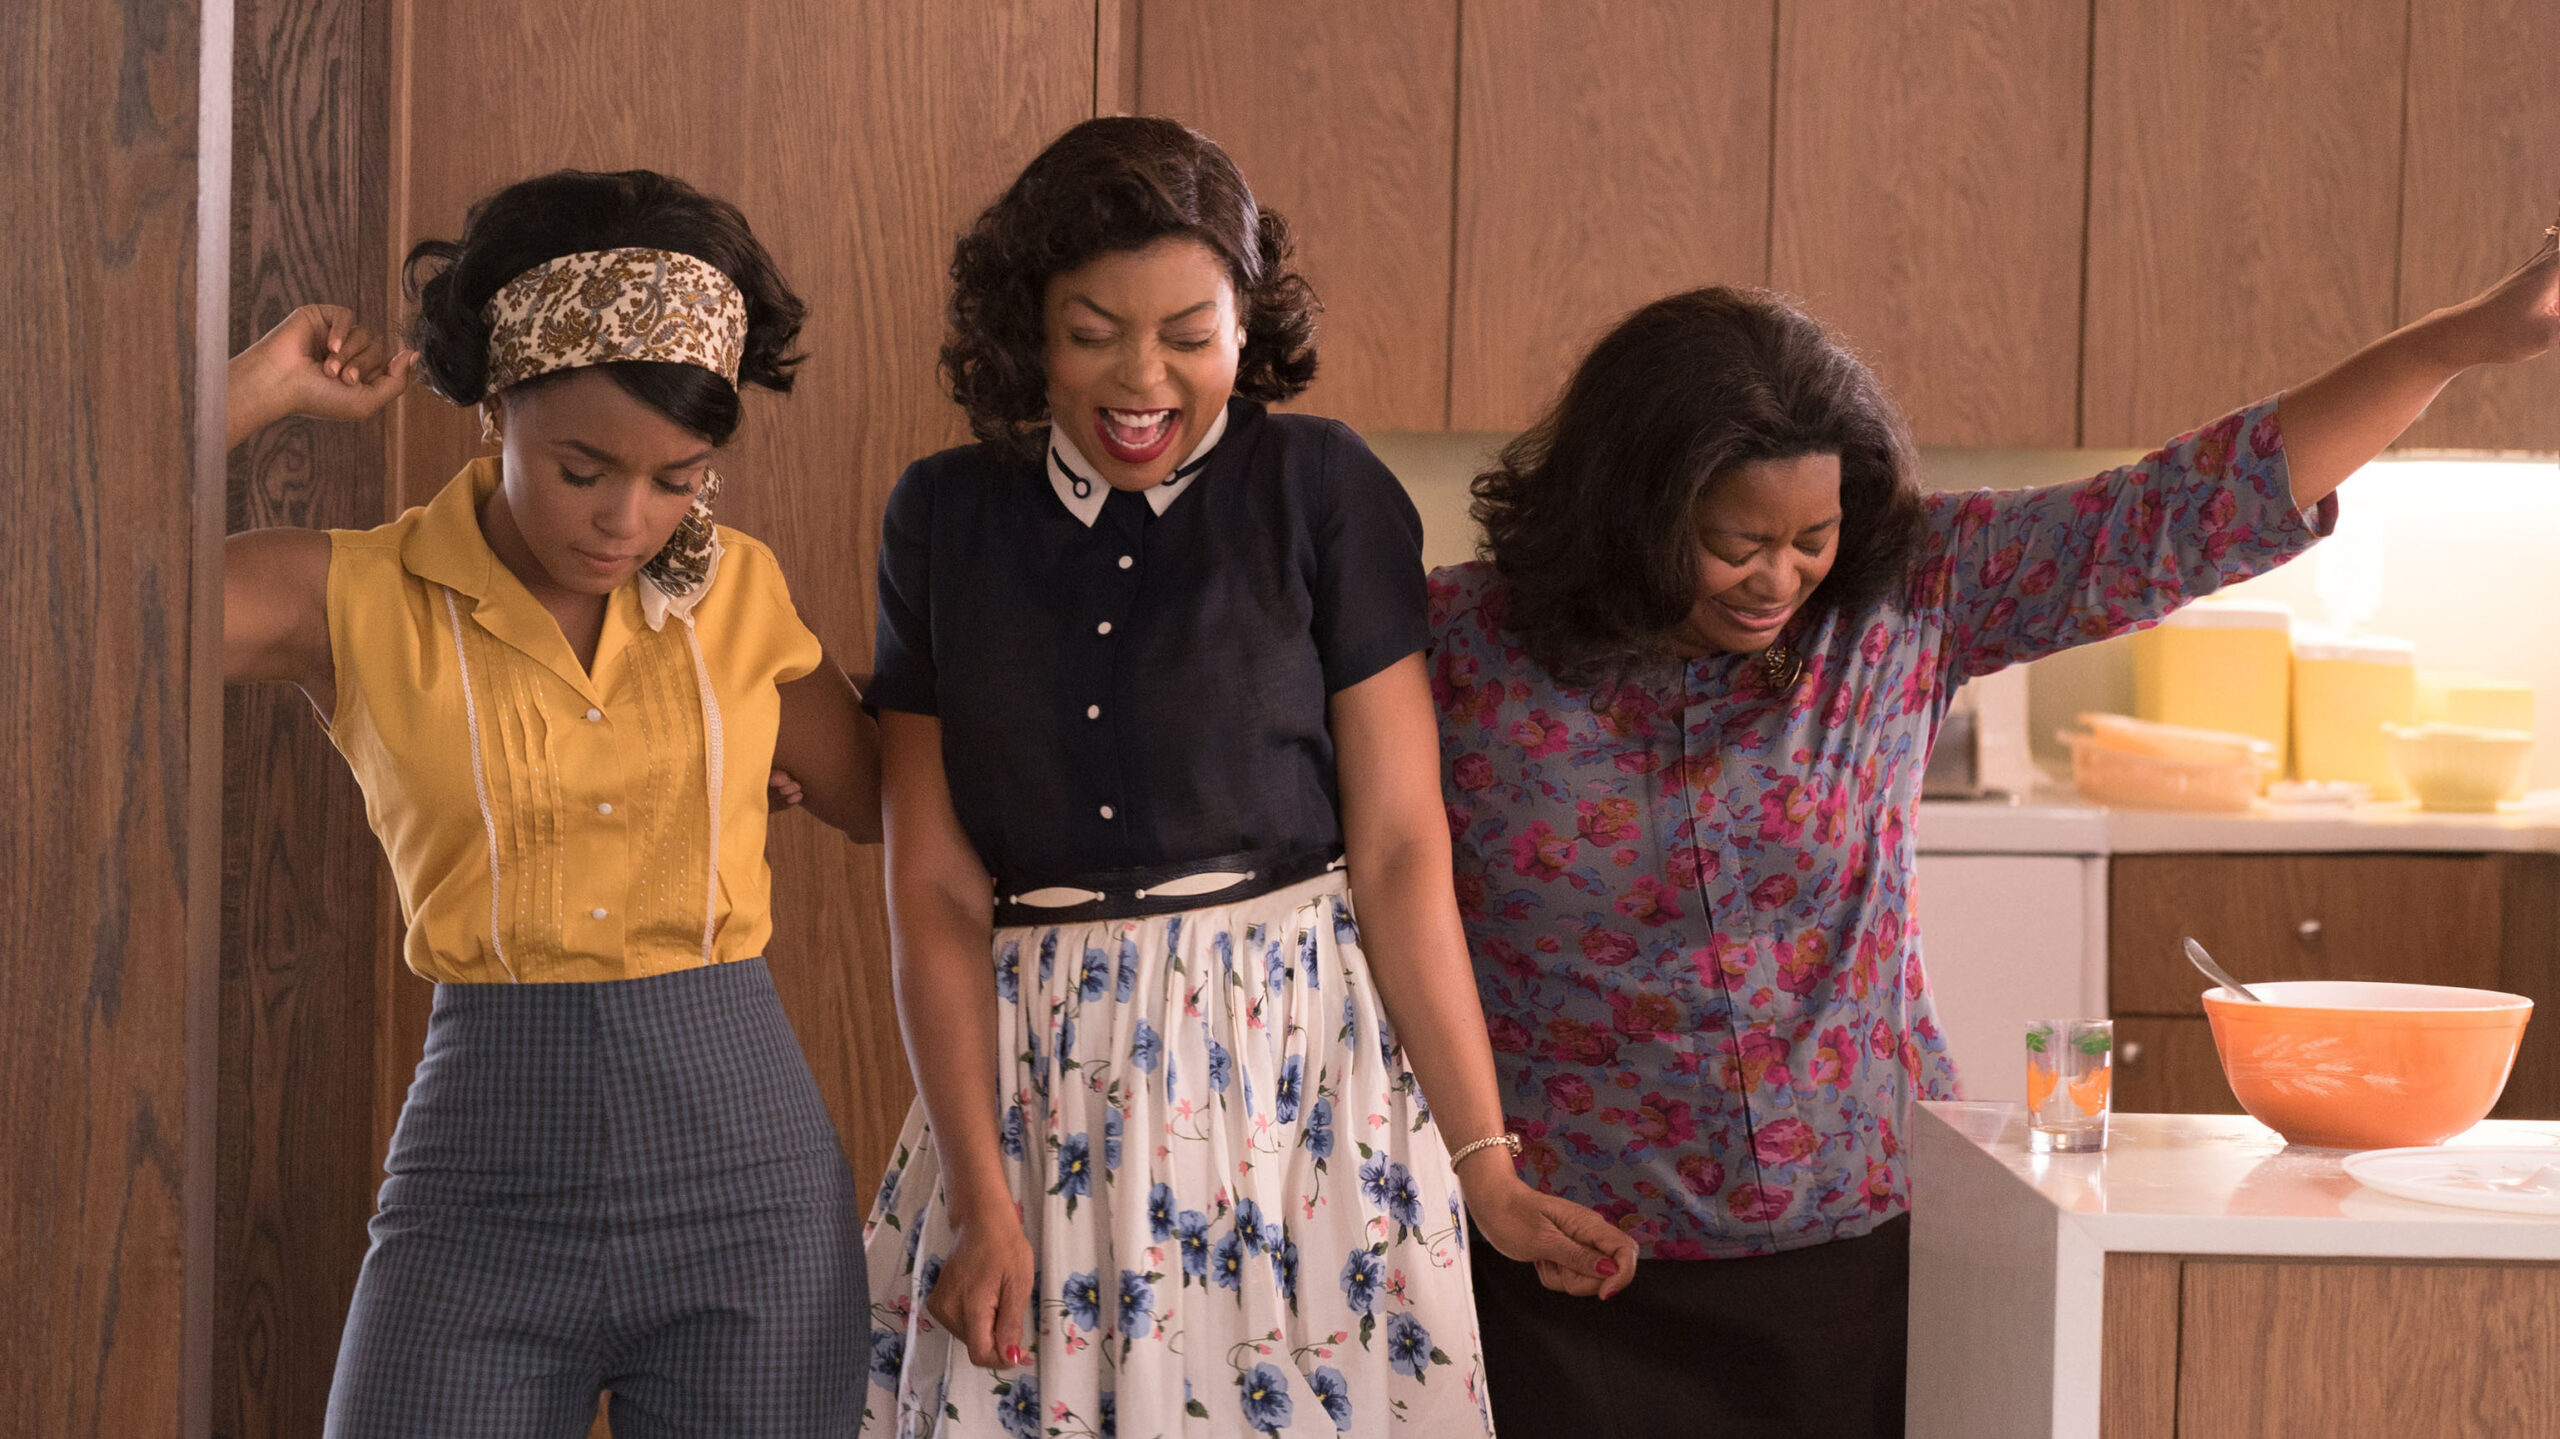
{"left": 2113, "top": 1016, "right": 2242, "bottom": 1115}
{"left": 2082, "top": 0, "right": 2407, "bottom": 446}
{"left": 218, "top": 2, "right": 396, "bottom": 1437}
{"left": 1450, "top": 0, "right": 1775, "bottom": 430}
{"left": 2397, "top": 0, "right": 2560, "bottom": 452}
{"left": 2493, "top": 854, "right": 2560, "bottom": 1118}
{"left": 2100, "top": 1253, "right": 2182, "bottom": 1439}
{"left": 2176, "top": 1258, "right": 2560, "bottom": 1438}
{"left": 0, "top": 1, "right": 221, "bottom": 1436}
{"left": 2110, "top": 854, "right": 2504, "bottom": 1016}
{"left": 1771, "top": 0, "right": 2088, "bottom": 446}
{"left": 397, "top": 0, "right": 1101, "bottom": 1208}
{"left": 1137, "top": 0, "right": 1458, "bottom": 430}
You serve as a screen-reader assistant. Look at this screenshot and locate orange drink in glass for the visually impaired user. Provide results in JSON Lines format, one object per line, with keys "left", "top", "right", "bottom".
{"left": 2026, "top": 1019, "right": 2112, "bottom": 1152}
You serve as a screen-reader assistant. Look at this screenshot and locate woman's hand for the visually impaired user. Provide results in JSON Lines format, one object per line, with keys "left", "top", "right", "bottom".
{"left": 228, "top": 304, "right": 416, "bottom": 449}
{"left": 2419, "top": 211, "right": 2560, "bottom": 371}
{"left": 2281, "top": 213, "right": 2560, "bottom": 506}
{"left": 767, "top": 768, "right": 805, "bottom": 812}
{"left": 1462, "top": 1162, "right": 1638, "bottom": 1300}
{"left": 924, "top": 1200, "right": 1038, "bottom": 1370}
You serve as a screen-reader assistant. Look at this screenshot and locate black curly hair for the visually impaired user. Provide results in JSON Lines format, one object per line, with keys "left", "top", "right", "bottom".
{"left": 943, "top": 116, "right": 1319, "bottom": 458}
{"left": 402, "top": 169, "right": 806, "bottom": 445}
{"left": 1473, "top": 287, "right": 1926, "bottom": 686}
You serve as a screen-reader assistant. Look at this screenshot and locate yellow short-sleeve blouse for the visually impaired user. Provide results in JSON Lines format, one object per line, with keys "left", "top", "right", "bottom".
{"left": 326, "top": 458, "right": 821, "bottom": 983}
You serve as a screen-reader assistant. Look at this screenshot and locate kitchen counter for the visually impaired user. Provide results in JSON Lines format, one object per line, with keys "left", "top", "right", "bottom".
{"left": 1907, "top": 1102, "right": 2560, "bottom": 1438}
{"left": 1917, "top": 791, "right": 2560, "bottom": 856}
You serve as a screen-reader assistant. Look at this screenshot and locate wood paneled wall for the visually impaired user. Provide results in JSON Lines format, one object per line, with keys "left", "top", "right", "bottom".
{"left": 387, "top": 0, "right": 1104, "bottom": 1213}
{"left": 2082, "top": 0, "right": 2409, "bottom": 447}
{"left": 2, "top": 2, "right": 227, "bottom": 1437}
{"left": 1134, "top": 1, "right": 1461, "bottom": 432}
{"left": 1770, "top": 0, "right": 2090, "bottom": 448}
{"left": 219, "top": 3, "right": 397, "bottom": 1436}
{"left": 1451, "top": 0, "right": 1777, "bottom": 431}
{"left": 2397, "top": 0, "right": 2560, "bottom": 452}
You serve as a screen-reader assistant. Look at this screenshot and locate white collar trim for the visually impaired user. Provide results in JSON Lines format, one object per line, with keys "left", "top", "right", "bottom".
{"left": 1046, "top": 407, "right": 1230, "bottom": 527}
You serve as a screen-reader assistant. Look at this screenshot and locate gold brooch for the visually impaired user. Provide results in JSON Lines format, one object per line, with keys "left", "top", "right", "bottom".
{"left": 1758, "top": 641, "right": 1804, "bottom": 693}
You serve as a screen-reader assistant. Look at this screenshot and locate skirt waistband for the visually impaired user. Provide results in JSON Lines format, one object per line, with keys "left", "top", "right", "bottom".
{"left": 992, "top": 846, "right": 1343, "bottom": 928}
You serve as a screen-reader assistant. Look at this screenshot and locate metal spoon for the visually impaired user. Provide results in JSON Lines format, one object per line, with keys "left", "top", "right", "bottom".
{"left": 2184, "top": 936, "right": 2266, "bottom": 1003}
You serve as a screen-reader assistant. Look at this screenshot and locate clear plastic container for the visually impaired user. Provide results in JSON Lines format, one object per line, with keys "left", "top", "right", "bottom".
{"left": 2062, "top": 729, "right": 2261, "bottom": 812}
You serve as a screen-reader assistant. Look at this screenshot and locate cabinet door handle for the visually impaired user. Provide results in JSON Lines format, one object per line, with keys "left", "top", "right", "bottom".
{"left": 2297, "top": 919, "right": 2323, "bottom": 941}
{"left": 2120, "top": 1040, "right": 2145, "bottom": 1066}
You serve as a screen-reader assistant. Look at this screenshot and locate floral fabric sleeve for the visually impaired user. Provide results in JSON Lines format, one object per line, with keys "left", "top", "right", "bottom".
{"left": 1916, "top": 396, "right": 2336, "bottom": 683}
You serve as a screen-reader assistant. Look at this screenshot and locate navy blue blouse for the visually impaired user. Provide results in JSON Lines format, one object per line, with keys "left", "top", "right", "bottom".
{"left": 868, "top": 400, "right": 1429, "bottom": 887}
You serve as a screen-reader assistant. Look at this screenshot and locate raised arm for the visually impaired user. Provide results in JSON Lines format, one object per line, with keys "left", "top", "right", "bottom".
{"left": 222, "top": 304, "right": 414, "bottom": 707}
{"left": 2279, "top": 217, "right": 2557, "bottom": 507}
{"left": 1331, "top": 653, "right": 1637, "bottom": 1298}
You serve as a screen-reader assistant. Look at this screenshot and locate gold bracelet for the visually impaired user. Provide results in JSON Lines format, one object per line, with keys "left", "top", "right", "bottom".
{"left": 1446, "top": 1132, "right": 1522, "bottom": 1171}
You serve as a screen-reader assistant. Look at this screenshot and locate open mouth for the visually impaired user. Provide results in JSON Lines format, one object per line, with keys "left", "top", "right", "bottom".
{"left": 1094, "top": 406, "right": 1181, "bottom": 465}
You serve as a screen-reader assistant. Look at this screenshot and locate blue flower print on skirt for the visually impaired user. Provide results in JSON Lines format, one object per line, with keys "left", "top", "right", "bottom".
{"left": 858, "top": 873, "right": 1492, "bottom": 1436}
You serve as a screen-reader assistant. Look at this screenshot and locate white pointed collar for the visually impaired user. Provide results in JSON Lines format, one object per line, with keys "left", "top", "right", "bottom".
{"left": 1045, "top": 406, "right": 1230, "bottom": 527}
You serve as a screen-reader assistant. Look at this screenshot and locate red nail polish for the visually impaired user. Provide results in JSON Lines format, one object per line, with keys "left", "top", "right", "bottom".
{"left": 1596, "top": 1258, "right": 1619, "bottom": 1277}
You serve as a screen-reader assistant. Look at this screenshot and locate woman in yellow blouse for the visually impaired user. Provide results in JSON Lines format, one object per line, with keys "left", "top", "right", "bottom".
{"left": 222, "top": 170, "right": 879, "bottom": 1439}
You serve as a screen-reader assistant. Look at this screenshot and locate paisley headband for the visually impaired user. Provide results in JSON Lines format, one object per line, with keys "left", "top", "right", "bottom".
{"left": 482, "top": 247, "right": 748, "bottom": 392}
{"left": 481, "top": 247, "right": 744, "bottom": 617}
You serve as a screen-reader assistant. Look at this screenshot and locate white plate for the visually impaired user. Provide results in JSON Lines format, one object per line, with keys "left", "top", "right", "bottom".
{"left": 2342, "top": 1147, "right": 2560, "bottom": 1216}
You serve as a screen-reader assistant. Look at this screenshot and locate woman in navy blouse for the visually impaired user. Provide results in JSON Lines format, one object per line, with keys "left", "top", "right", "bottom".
{"left": 1430, "top": 226, "right": 2558, "bottom": 1437}
{"left": 857, "top": 117, "right": 1634, "bottom": 1438}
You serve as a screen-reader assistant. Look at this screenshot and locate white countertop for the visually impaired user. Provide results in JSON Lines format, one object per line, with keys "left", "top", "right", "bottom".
{"left": 1919, "top": 1101, "right": 2560, "bottom": 1260}
{"left": 1917, "top": 791, "right": 2560, "bottom": 856}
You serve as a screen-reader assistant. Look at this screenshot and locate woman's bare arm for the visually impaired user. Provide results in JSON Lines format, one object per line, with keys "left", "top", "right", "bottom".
{"left": 1331, "top": 653, "right": 1637, "bottom": 1298}
{"left": 770, "top": 655, "right": 881, "bottom": 841}
{"left": 2280, "top": 217, "right": 2557, "bottom": 507}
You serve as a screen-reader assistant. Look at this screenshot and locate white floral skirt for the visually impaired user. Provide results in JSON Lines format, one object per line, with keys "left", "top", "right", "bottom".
{"left": 859, "top": 872, "right": 1493, "bottom": 1438}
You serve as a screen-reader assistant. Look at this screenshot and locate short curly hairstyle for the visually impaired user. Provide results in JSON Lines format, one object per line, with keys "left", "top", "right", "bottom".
{"left": 943, "top": 116, "right": 1319, "bottom": 458}
{"left": 403, "top": 169, "right": 807, "bottom": 445}
{"left": 1473, "top": 287, "right": 1926, "bottom": 686}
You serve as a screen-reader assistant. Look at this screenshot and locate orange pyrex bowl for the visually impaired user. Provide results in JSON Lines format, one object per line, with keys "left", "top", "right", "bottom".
{"left": 2202, "top": 981, "right": 2532, "bottom": 1149}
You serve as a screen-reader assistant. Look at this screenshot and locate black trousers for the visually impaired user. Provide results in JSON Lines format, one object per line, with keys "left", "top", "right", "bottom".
{"left": 1471, "top": 1214, "right": 1909, "bottom": 1439}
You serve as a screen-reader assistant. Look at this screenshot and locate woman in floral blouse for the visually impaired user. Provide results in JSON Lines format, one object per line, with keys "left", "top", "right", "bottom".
{"left": 1430, "top": 222, "right": 2558, "bottom": 1437}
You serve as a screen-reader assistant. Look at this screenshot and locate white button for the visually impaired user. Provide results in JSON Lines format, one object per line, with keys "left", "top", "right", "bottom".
{"left": 1118, "top": 555, "right": 1134, "bottom": 569}
{"left": 584, "top": 707, "right": 603, "bottom": 722}
{"left": 590, "top": 907, "right": 609, "bottom": 920}
{"left": 1086, "top": 705, "right": 1101, "bottom": 720}
{"left": 1099, "top": 805, "right": 1115, "bottom": 820}
{"left": 1097, "top": 621, "right": 1113, "bottom": 635}
{"left": 597, "top": 802, "right": 613, "bottom": 816}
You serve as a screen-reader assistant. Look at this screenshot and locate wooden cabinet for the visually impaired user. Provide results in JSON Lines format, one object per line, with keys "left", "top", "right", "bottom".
{"left": 2081, "top": 0, "right": 2408, "bottom": 447}
{"left": 2396, "top": 0, "right": 2560, "bottom": 453}
{"left": 2104, "top": 1253, "right": 2560, "bottom": 1438}
{"left": 1139, "top": 0, "right": 2550, "bottom": 450}
{"left": 2108, "top": 853, "right": 2560, "bottom": 1118}
{"left": 1134, "top": 1, "right": 1460, "bottom": 432}
{"left": 1770, "top": 0, "right": 2089, "bottom": 447}
{"left": 1448, "top": 0, "right": 1774, "bottom": 431}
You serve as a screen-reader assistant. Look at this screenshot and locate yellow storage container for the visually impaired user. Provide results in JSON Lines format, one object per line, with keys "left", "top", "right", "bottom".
{"left": 2132, "top": 598, "right": 2294, "bottom": 771}
{"left": 2417, "top": 672, "right": 2535, "bottom": 735}
{"left": 2293, "top": 633, "right": 2418, "bottom": 798}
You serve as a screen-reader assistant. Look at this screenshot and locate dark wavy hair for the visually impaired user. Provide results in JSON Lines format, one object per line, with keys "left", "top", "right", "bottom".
{"left": 943, "top": 116, "right": 1319, "bottom": 458}
{"left": 402, "top": 169, "right": 807, "bottom": 445}
{"left": 1473, "top": 286, "right": 1925, "bottom": 686}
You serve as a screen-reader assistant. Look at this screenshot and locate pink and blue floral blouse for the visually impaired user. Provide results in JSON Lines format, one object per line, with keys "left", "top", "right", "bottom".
{"left": 1428, "top": 398, "right": 2333, "bottom": 1259}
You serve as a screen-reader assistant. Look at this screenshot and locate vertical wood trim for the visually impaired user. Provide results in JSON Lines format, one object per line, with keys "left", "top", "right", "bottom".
{"left": 2074, "top": 0, "right": 2097, "bottom": 447}
{"left": 1441, "top": 0, "right": 1463, "bottom": 429}
{"left": 2100, "top": 1253, "right": 2182, "bottom": 1439}
{"left": 190, "top": 12, "right": 236, "bottom": 1439}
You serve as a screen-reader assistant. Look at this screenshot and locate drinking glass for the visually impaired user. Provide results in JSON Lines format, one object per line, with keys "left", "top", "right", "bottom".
{"left": 2025, "top": 1019, "right": 2113, "bottom": 1152}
